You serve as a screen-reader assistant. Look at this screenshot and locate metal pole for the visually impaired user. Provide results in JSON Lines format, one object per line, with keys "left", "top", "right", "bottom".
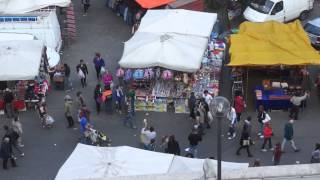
{"left": 217, "top": 116, "right": 222, "bottom": 180}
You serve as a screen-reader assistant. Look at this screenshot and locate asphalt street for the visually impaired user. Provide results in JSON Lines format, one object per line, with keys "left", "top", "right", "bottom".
{"left": 0, "top": 1, "right": 320, "bottom": 179}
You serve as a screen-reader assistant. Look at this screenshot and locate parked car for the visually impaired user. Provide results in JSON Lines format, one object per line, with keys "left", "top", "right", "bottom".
{"left": 304, "top": 18, "right": 320, "bottom": 49}
{"left": 243, "top": 0, "right": 314, "bottom": 23}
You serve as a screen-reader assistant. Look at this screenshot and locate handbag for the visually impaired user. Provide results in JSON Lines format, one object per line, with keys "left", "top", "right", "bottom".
{"left": 78, "top": 69, "right": 85, "bottom": 79}
{"left": 100, "top": 66, "right": 106, "bottom": 75}
{"left": 242, "top": 140, "right": 250, "bottom": 146}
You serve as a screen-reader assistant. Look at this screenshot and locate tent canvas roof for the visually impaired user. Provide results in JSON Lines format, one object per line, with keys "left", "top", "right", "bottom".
{"left": 119, "top": 32, "right": 208, "bottom": 72}
{"left": 228, "top": 20, "right": 320, "bottom": 66}
{"left": 0, "top": 0, "right": 71, "bottom": 14}
{"left": 137, "top": 9, "right": 217, "bottom": 38}
{"left": 0, "top": 40, "right": 43, "bottom": 80}
{"left": 55, "top": 144, "right": 248, "bottom": 180}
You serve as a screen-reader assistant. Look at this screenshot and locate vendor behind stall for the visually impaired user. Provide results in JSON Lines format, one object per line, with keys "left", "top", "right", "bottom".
{"left": 4, "top": 88, "right": 15, "bottom": 118}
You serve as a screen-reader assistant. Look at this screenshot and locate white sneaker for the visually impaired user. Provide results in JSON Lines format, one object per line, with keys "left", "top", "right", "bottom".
{"left": 261, "top": 149, "right": 267, "bottom": 152}
{"left": 20, "top": 153, "right": 25, "bottom": 157}
{"left": 257, "top": 133, "right": 261, "bottom": 135}
{"left": 232, "top": 133, "right": 236, "bottom": 138}
{"left": 19, "top": 144, "right": 24, "bottom": 147}
{"left": 228, "top": 137, "right": 232, "bottom": 140}
{"left": 270, "top": 148, "right": 274, "bottom": 151}
{"left": 260, "top": 135, "right": 264, "bottom": 139}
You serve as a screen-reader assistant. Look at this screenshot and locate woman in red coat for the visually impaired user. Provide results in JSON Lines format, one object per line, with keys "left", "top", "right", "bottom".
{"left": 261, "top": 123, "right": 274, "bottom": 152}
{"left": 234, "top": 91, "right": 246, "bottom": 122}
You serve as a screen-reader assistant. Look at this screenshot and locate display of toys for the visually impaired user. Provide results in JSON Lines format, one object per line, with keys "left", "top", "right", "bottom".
{"left": 116, "top": 68, "right": 125, "bottom": 77}
{"left": 162, "top": 70, "right": 173, "bottom": 80}
{"left": 144, "top": 68, "right": 154, "bottom": 79}
{"left": 133, "top": 69, "right": 144, "bottom": 80}
{"left": 124, "top": 69, "right": 132, "bottom": 81}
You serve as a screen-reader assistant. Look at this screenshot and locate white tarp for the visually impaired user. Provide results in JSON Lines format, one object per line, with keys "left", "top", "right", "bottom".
{"left": 0, "top": 40, "right": 43, "bottom": 80}
{"left": 0, "top": 32, "right": 60, "bottom": 67}
{"left": 55, "top": 144, "right": 249, "bottom": 180}
{"left": 0, "top": 0, "right": 70, "bottom": 14}
{"left": 119, "top": 32, "right": 208, "bottom": 72}
{"left": 137, "top": 9, "right": 217, "bottom": 38}
{"left": 0, "top": 11, "right": 62, "bottom": 52}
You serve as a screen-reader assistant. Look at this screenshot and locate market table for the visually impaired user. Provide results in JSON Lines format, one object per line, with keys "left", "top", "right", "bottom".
{"left": 254, "top": 86, "right": 292, "bottom": 111}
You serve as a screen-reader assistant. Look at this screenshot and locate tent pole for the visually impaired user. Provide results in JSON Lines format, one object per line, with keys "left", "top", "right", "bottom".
{"left": 246, "top": 67, "right": 249, "bottom": 104}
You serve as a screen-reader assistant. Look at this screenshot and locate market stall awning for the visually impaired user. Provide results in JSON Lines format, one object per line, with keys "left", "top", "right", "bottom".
{"left": 0, "top": 0, "right": 71, "bottom": 14}
{"left": 135, "top": 0, "right": 175, "bottom": 9}
{"left": 0, "top": 40, "right": 43, "bottom": 80}
{"left": 228, "top": 20, "right": 320, "bottom": 66}
{"left": 137, "top": 9, "right": 217, "bottom": 38}
{"left": 55, "top": 144, "right": 248, "bottom": 179}
{"left": 119, "top": 32, "right": 208, "bottom": 72}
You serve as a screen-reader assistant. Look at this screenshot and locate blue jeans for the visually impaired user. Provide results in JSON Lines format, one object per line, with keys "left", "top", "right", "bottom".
{"left": 189, "top": 145, "right": 198, "bottom": 158}
{"left": 123, "top": 112, "right": 135, "bottom": 128}
{"left": 259, "top": 123, "right": 263, "bottom": 134}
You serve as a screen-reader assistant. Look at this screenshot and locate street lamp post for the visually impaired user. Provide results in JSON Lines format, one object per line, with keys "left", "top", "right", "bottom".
{"left": 209, "top": 96, "right": 230, "bottom": 180}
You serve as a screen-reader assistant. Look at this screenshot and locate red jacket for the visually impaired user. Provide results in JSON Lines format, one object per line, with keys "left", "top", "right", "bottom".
{"left": 263, "top": 126, "right": 273, "bottom": 138}
{"left": 234, "top": 95, "right": 245, "bottom": 113}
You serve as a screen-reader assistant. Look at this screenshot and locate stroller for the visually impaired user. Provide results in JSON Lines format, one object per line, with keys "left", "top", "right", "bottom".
{"left": 84, "top": 127, "right": 111, "bottom": 147}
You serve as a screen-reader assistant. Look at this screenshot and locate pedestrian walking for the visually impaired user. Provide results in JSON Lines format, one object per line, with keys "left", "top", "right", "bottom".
{"left": 114, "top": 85, "right": 124, "bottom": 114}
{"left": 234, "top": 90, "right": 246, "bottom": 122}
{"left": 261, "top": 123, "right": 274, "bottom": 152}
{"left": 195, "top": 102, "right": 206, "bottom": 135}
{"left": 187, "top": 127, "right": 202, "bottom": 158}
{"left": 12, "top": 117, "right": 24, "bottom": 147}
{"left": 76, "top": 91, "right": 85, "bottom": 120}
{"left": 289, "top": 91, "right": 309, "bottom": 120}
{"left": 93, "top": 52, "right": 105, "bottom": 79}
{"left": 102, "top": 70, "right": 113, "bottom": 88}
{"left": 257, "top": 105, "right": 271, "bottom": 138}
{"left": 128, "top": 89, "right": 136, "bottom": 116}
{"left": 64, "top": 63, "right": 73, "bottom": 91}
{"left": 122, "top": 97, "right": 136, "bottom": 129}
{"left": 188, "top": 92, "right": 196, "bottom": 120}
{"left": 94, "top": 84, "right": 102, "bottom": 114}
{"left": 273, "top": 142, "right": 282, "bottom": 165}
{"left": 140, "top": 119, "right": 156, "bottom": 150}
{"left": 102, "top": 85, "right": 113, "bottom": 114}
{"left": 227, "top": 106, "right": 237, "bottom": 139}
{"left": 202, "top": 90, "right": 213, "bottom": 105}
{"left": 0, "top": 137, "right": 17, "bottom": 170}
{"left": 76, "top": 59, "right": 88, "bottom": 88}
{"left": 82, "top": 0, "right": 90, "bottom": 16}
{"left": 37, "top": 102, "right": 47, "bottom": 128}
{"left": 243, "top": 116, "right": 252, "bottom": 136}
{"left": 64, "top": 95, "right": 74, "bottom": 128}
{"left": 80, "top": 104, "right": 91, "bottom": 122}
{"left": 236, "top": 130, "right": 253, "bottom": 157}
{"left": 3, "top": 125, "right": 24, "bottom": 157}
{"left": 165, "top": 135, "right": 181, "bottom": 155}
{"left": 281, "top": 117, "right": 299, "bottom": 152}
{"left": 310, "top": 143, "right": 320, "bottom": 163}
{"left": 4, "top": 88, "right": 15, "bottom": 119}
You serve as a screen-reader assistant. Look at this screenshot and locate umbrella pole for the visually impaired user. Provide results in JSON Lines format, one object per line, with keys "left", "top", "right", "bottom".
{"left": 246, "top": 67, "right": 249, "bottom": 105}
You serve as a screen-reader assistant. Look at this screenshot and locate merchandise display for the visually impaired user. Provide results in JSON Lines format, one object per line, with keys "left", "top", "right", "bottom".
{"left": 127, "top": 36, "right": 225, "bottom": 113}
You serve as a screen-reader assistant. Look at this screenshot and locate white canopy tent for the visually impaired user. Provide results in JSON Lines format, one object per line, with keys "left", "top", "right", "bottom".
{"left": 0, "top": 40, "right": 43, "bottom": 81}
{"left": 119, "top": 32, "right": 208, "bottom": 72}
{"left": 55, "top": 144, "right": 248, "bottom": 180}
{"left": 137, "top": 9, "right": 217, "bottom": 38}
{"left": 0, "top": 32, "right": 60, "bottom": 67}
{"left": 0, "top": 11, "right": 62, "bottom": 52}
{"left": 0, "top": 0, "right": 71, "bottom": 14}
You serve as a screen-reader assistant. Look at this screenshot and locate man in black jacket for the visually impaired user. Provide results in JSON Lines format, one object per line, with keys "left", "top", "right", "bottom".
{"left": 188, "top": 127, "right": 202, "bottom": 158}
{"left": 76, "top": 59, "right": 89, "bottom": 88}
{"left": 0, "top": 137, "right": 17, "bottom": 169}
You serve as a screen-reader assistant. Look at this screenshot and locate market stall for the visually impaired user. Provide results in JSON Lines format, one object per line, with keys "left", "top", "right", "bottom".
{"left": 119, "top": 9, "right": 223, "bottom": 113}
{"left": 228, "top": 20, "right": 320, "bottom": 111}
{"left": 0, "top": 40, "right": 50, "bottom": 112}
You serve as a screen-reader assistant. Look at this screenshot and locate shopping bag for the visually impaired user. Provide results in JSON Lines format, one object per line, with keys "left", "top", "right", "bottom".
{"left": 78, "top": 69, "right": 85, "bottom": 79}
{"left": 46, "top": 115, "right": 55, "bottom": 125}
{"left": 207, "top": 111, "right": 214, "bottom": 123}
{"left": 100, "top": 66, "right": 106, "bottom": 75}
{"left": 242, "top": 140, "right": 250, "bottom": 146}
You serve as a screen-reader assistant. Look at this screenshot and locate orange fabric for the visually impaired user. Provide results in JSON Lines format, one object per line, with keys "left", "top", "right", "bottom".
{"left": 135, "top": 0, "right": 175, "bottom": 8}
{"left": 102, "top": 90, "right": 112, "bottom": 102}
